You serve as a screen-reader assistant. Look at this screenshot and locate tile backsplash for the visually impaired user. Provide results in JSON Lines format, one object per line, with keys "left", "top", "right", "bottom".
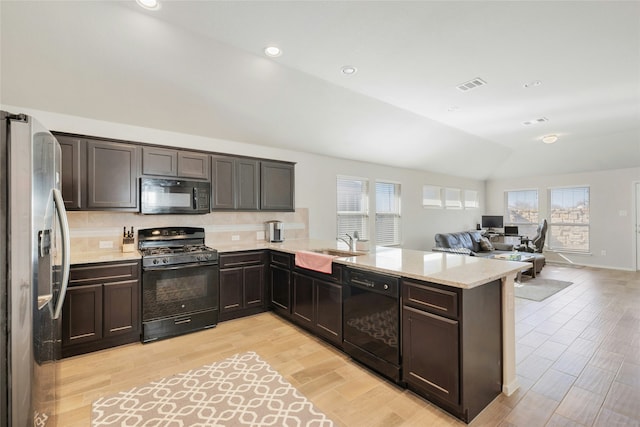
{"left": 68, "top": 208, "right": 309, "bottom": 252}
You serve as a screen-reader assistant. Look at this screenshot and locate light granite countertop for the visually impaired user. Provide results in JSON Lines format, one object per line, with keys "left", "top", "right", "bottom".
{"left": 215, "top": 239, "right": 527, "bottom": 289}
{"left": 71, "top": 238, "right": 527, "bottom": 289}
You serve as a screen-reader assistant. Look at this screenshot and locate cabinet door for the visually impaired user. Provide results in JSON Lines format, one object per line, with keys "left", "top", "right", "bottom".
{"left": 103, "top": 280, "right": 139, "bottom": 338}
{"left": 403, "top": 306, "right": 460, "bottom": 406}
{"left": 178, "top": 151, "right": 209, "bottom": 179}
{"left": 57, "top": 135, "right": 83, "bottom": 209}
{"left": 219, "top": 268, "right": 243, "bottom": 313}
{"left": 269, "top": 265, "right": 291, "bottom": 314}
{"left": 87, "top": 140, "right": 139, "bottom": 209}
{"left": 261, "top": 161, "right": 294, "bottom": 211}
{"left": 211, "top": 155, "right": 235, "bottom": 209}
{"left": 62, "top": 284, "right": 103, "bottom": 346}
{"left": 315, "top": 280, "right": 342, "bottom": 345}
{"left": 243, "top": 264, "right": 265, "bottom": 308}
{"left": 292, "top": 273, "right": 314, "bottom": 327}
{"left": 237, "top": 159, "right": 259, "bottom": 210}
{"left": 142, "top": 147, "right": 177, "bottom": 176}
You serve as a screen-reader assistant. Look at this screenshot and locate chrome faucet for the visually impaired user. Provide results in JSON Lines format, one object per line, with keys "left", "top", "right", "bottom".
{"left": 337, "top": 232, "right": 358, "bottom": 251}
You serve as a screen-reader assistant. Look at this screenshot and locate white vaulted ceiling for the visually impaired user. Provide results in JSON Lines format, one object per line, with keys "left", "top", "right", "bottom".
{"left": 1, "top": 1, "right": 639, "bottom": 179}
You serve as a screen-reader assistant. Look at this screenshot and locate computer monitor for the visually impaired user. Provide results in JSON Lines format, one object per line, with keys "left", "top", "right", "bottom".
{"left": 481, "top": 215, "right": 504, "bottom": 230}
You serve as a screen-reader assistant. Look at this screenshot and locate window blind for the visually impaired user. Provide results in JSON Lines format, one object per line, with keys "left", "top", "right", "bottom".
{"left": 337, "top": 177, "right": 369, "bottom": 240}
{"left": 548, "top": 186, "right": 590, "bottom": 252}
{"left": 375, "top": 181, "right": 401, "bottom": 246}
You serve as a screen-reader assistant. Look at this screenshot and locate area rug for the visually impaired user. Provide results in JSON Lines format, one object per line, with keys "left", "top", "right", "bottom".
{"left": 91, "top": 351, "right": 334, "bottom": 427}
{"left": 514, "top": 277, "right": 573, "bottom": 302}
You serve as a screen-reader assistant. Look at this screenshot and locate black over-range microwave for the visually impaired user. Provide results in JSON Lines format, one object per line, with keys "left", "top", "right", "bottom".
{"left": 140, "top": 177, "right": 210, "bottom": 214}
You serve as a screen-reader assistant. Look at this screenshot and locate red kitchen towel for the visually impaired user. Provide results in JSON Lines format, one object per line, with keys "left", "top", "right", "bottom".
{"left": 295, "top": 250, "right": 335, "bottom": 274}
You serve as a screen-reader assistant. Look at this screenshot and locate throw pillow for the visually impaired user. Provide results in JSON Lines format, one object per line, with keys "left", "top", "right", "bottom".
{"left": 479, "top": 237, "right": 494, "bottom": 251}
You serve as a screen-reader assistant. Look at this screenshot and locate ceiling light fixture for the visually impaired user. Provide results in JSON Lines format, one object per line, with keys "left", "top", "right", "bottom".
{"left": 456, "top": 77, "right": 487, "bottom": 92}
{"left": 136, "top": 0, "right": 160, "bottom": 10}
{"left": 264, "top": 46, "right": 282, "bottom": 57}
{"left": 341, "top": 65, "right": 357, "bottom": 75}
{"left": 541, "top": 134, "right": 558, "bottom": 144}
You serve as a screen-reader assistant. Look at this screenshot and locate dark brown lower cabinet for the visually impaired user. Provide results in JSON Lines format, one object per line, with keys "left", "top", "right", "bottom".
{"left": 402, "top": 278, "right": 502, "bottom": 423}
{"left": 291, "top": 265, "right": 343, "bottom": 347}
{"left": 62, "top": 261, "right": 141, "bottom": 358}
{"left": 269, "top": 252, "right": 292, "bottom": 318}
{"left": 219, "top": 251, "right": 267, "bottom": 321}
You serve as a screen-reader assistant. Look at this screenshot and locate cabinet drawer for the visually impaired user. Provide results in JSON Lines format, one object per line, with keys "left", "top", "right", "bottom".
{"left": 403, "top": 279, "right": 458, "bottom": 319}
{"left": 219, "top": 251, "right": 266, "bottom": 268}
{"left": 70, "top": 261, "right": 139, "bottom": 285}
{"left": 270, "top": 251, "right": 291, "bottom": 268}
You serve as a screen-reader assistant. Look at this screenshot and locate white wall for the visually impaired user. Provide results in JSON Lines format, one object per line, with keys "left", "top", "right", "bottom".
{"left": 487, "top": 168, "right": 640, "bottom": 271}
{"left": 4, "top": 105, "right": 485, "bottom": 251}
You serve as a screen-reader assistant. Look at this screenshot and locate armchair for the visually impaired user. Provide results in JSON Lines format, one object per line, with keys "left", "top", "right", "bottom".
{"left": 520, "top": 219, "right": 547, "bottom": 253}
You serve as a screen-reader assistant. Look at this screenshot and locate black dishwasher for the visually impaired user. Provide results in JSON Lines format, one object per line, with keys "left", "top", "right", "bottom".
{"left": 343, "top": 267, "right": 401, "bottom": 383}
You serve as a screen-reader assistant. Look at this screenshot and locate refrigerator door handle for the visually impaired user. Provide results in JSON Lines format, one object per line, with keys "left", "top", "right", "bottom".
{"left": 52, "top": 188, "right": 71, "bottom": 320}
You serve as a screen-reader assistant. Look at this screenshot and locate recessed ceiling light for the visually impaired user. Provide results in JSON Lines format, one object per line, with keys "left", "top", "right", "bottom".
{"left": 264, "top": 46, "right": 282, "bottom": 57}
{"left": 341, "top": 66, "right": 357, "bottom": 75}
{"left": 136, "top": 0, "right": 160, "bottom": 10}
{"left": 523, "top": 80, "right": 542, "bottom": 88}
{"left": 541, "top": 134, "right": 558, "bottom": 144}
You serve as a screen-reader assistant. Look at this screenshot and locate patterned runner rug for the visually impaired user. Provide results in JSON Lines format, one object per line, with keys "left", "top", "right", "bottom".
{"left": 92, "top": 351, "right": 334, "bottom": 426}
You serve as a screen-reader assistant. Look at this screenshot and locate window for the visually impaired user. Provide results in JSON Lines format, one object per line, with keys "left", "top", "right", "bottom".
{"left": 464, "top": 190, "right": 479, "bottom": 209}
{"left": 444, "top": 188, "right": 462, "bottom": 209}
{"left": 548, "top": 186, "right": 590, "bottom": 252}
{"left": 422, "top": 185, "right": 442, "bottom": 208}
{"left": 337, "top": 176, "right": 369, "bottom": 240}
{"left": 375, "top": 181, "right": 401, "bottom": 246}
{"left": 505, "top": 189, "right": 539, "bottom": 237}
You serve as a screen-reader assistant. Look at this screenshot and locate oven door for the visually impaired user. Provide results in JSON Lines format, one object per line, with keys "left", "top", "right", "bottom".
{"left": 142, "top": 262, "right": 218, "bottom": 322}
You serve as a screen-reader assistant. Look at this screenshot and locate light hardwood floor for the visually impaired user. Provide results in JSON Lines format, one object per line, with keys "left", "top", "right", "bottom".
{"left": 56, "top": 263, "right": 640, "bottom": 426}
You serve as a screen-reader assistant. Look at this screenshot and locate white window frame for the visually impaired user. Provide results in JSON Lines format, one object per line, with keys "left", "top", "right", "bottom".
{"left": 548, "top": 186, "right": 590, "bottom": 253}
{"left": 464, "top": 189, "right": 479, "bottom": 209}
{"left": 375, "top": 180, "right": 401, "bottom": 246}
{"left": 422, "top": 185, "right": 442, "bottom": 208}
{"left": 336, "top": 176, "right": 369, "bottom": 241}
{"left": 504, "top": 189, "right": 539, "bottom": 238}
{"left": 444, "top": 188, "right": 462, "bottom": 209}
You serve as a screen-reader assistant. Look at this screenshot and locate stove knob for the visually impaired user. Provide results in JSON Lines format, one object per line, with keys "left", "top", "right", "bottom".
{"left": 162, "top": 258, "right": 169, "bottom": 264}
{"left": 153, "top": 259, "right": 159, "bottom": 264}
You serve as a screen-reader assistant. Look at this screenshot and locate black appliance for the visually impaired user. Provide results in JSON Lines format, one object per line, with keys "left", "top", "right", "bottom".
{"left": 343, "top": 268, "right": 401, "bottom": 383}
{"left": 138, "top": 227, "right": 219, "bottom": 342}
{"left": 140, "top": 177, "right": 210, "bottom": 214}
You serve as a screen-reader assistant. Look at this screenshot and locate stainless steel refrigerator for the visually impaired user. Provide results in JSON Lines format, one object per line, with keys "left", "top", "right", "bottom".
{"left": 1, "top": 111, "right": 70, "bottom": 426}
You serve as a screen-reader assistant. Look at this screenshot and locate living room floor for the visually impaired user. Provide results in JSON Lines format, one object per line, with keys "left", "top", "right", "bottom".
{"left": 55, "top": 263, "right": 640, "bottom": 426}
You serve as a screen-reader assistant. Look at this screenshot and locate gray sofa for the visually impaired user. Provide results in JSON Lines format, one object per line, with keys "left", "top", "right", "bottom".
{"left": 432, "top": 230, "right": 545, "bottom": 275}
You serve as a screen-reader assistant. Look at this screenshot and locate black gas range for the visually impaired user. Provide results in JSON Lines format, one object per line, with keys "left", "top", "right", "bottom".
{"left": 138, "top": 227, "right": 219, "bottom": 342}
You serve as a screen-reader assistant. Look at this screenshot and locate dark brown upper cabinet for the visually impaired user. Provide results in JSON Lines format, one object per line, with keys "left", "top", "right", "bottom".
{"left": 211, "top": 156, "right": 259, "bottom": 210}
{"left": 57, "top": 135, "right": 84, "bottom": 210}
{"left": 143, "top": 147, "right": 209, "bottom": 180}
{"left": 261, "top": 161, "right": 294, "bottom": 211}
{"left": 142, "top": 147, "right": 177, "bottom": 176}
{"left": 87, "top": 140, "right": 139, "bottom": 210}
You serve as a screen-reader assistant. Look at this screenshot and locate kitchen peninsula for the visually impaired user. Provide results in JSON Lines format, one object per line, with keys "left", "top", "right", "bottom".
{"left": 70, "top": 239, "right": 527, "bottom": 423}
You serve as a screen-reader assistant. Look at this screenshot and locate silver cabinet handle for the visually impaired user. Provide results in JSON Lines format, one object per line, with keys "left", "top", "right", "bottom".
{"left": 52, "top": 188, "right": 70, "bottom": 320}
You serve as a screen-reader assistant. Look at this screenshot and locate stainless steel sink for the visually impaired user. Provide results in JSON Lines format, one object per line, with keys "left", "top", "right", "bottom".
{"left": 310, "top": 248, "right": 366, "bottom": 257}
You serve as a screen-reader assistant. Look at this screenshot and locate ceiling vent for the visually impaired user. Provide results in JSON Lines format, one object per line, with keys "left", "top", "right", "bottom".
{"left": 522, "top": 117, "right": 549, "bottom": 126}
{"left": 456, "top": 78, "right": 487, "bottom": 92}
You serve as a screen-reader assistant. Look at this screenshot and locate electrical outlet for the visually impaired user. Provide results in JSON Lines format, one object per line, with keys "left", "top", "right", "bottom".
{"left": 600, "top": 249, "right": 606, "bottom": 256}
{"left": 99, "top": 240, "right": 113, "bottom": 249}
{"left": 231, "top": 235, "right": 240, "bottom": 241}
